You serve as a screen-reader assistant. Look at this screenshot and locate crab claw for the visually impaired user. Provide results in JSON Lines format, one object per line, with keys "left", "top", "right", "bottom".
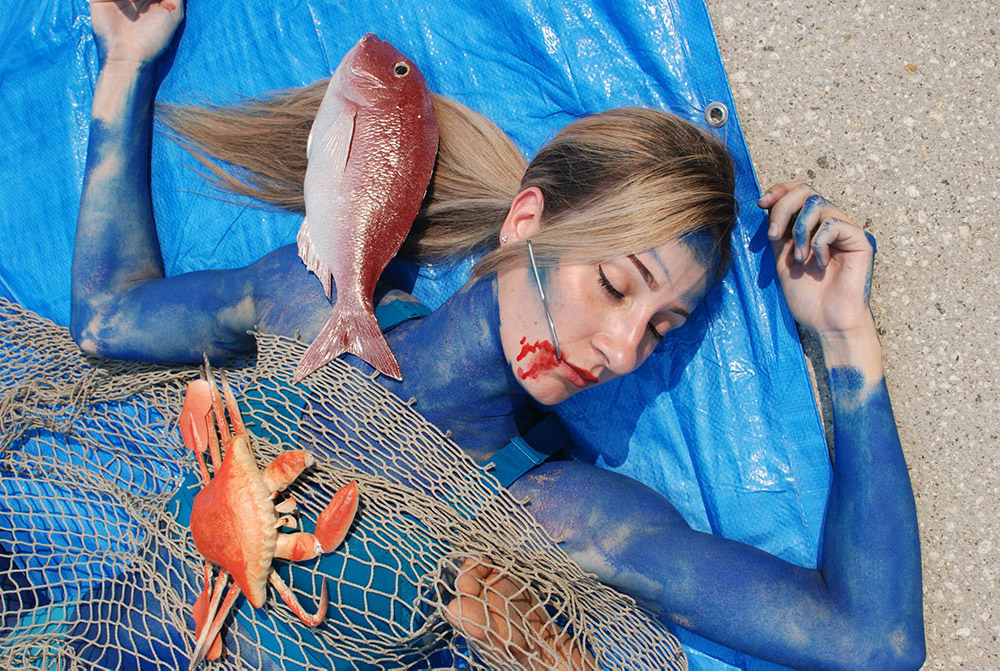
{"left": 180, "top": 380, "right": 214, "bottom": 454}
{"left": 181, "top": 380, "right": 216, "bottom": 485}
{"left": 316, "top": 481, "right": 359, "bottom": 553}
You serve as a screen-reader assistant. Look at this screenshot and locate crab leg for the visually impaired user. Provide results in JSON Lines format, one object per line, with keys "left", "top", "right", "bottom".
{"left": 190, "top": 578, "right": 241, "bottom": 669}
{"left": 189, "top": 568, "right": 228, "bottom": 666}
{"left": 202, "top": 364, "right": 228, "bottom": 467}
{"left": 275, "top": 515, "right": 297, "bottom": 529}
{"left": 275, "top": 496, "right": 297, "bottom": 514}
{"left": 263, "top": 451, "right": 315, "bottom": 494}
{"left": 219, "top": 372, "right": 247, "bottom": 442}
{"left": 269, "top": 569, "right": 329, "bottom": 627}
{"left": 316, "top": 481, "right": 359, "bottom": 553}
{"left": 275, "top": 532, "right": 324, "bottom": 562}
{"left": 182, "top": 410, "right": 211, "bottom": 486}
{"left": 191, "top": 566, "right": 223, "bottom": 662}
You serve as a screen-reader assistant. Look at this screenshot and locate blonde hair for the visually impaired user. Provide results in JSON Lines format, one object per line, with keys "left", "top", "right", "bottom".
{"left": 159, "top": 84, "right": 735, "bottom": 281}
{"left": 473, "top": 108, "right": 736, "bottom": 281}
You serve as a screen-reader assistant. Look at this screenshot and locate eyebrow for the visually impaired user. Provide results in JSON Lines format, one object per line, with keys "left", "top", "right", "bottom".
{"left": 627, "top": 254, "right": 691, "bottom": 320}
{"left": 628, "top": 254, "right": 659, "bottom": 289}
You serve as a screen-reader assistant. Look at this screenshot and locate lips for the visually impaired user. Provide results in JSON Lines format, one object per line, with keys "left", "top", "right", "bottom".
{"left": 515, "top": 338, "right": 598, "bottom": 389}
{"left": 559, "top": 360, "right": 598, "bottom": 388}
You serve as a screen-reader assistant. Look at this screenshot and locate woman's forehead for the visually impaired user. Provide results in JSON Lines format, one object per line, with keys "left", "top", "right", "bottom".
{"left": 629, "top": 241, "right": 712, "bottom": 309}
{"left": 639, "top": 238, "right": 713, "bottom": 278}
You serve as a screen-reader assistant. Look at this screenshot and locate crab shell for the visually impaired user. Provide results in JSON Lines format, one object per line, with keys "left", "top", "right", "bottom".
{"left": 190, "top": 433, "right": 278, "bottom": 608}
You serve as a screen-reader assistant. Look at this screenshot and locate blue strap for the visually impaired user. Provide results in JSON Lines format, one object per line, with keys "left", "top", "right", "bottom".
{"left": 375, "top": 298, "right": 431, "bottom": 332}
{"left": 484, "top": 414, "right": 570, "bottom": 488}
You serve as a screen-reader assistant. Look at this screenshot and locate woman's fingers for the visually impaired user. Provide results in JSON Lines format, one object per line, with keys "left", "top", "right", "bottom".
{"left": 790, "top": 194, "right": 828, "bottom": 263}
{"left": 757, "top": 180, "right": 801, "bottom": 210}
{"left": 761, "top": 180, "right": 865, "bottom": 266}
{"left": 453, "top": 557, "right": 489, "bottom": 600}
{"left": 809, "top": 217, "right": 871, "bottom": 269}
{"left": 763, "top": 181, "right": 818, "bottom": 239}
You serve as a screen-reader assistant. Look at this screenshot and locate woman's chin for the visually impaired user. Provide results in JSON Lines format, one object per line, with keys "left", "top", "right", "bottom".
{"left": 519, "top": 373, "right": 579, "bottom": 406}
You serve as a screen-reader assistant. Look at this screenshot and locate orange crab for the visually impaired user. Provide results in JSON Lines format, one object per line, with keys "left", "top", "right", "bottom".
{"left": 179, "top": 366, "right": 359, "bottom": 668}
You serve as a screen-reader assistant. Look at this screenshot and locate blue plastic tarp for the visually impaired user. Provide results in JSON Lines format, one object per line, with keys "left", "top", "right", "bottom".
{"left": 0, "top": 2, "right": 830, "bottom": 668}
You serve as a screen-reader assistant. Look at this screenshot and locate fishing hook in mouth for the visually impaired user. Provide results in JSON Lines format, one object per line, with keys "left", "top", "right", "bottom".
{"left": 526, "top": 239, "right": 561, "bottom": 361}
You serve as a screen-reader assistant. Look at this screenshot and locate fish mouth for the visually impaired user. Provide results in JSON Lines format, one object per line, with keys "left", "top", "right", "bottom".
{"left": 350, "top": 65, "right": 386, "bottom": 90}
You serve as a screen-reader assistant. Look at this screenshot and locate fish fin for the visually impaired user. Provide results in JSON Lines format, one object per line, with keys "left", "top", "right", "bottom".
{"left": 326, "top": 110, "right": 357, "bottom": 174}
{"left": 296, "top": 216, "right": 333, "bottom": 298}
{"left": 293, "top": 303, "right": 402, "bottom": 383}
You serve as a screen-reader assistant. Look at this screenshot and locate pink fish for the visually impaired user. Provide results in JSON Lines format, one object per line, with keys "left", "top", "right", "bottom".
{"left": 293, "top": 34, "right": 438, "bottom": 383}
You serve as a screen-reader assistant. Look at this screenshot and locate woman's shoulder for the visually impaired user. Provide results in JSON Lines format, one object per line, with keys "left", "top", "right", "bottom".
{"left": 246, "top": 244, "right": 334, "bottom": 340}
{"left": 248, "top": 246, "right": 427, "bottom": 340}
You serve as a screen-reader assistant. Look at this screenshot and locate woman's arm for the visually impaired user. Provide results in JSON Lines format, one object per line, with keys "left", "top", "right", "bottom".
{"left": 73, "top": 0, "right": 259, "bottom": 363}
{"left": 511, "top": 184, "right": 924, "bottom": 669}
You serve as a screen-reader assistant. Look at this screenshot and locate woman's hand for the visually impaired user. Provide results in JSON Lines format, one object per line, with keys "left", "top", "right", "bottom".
{"left": 444, "top": 558, "right": 599, "bottom": 670}
{"left": 90, "top": 0, "right": 184, "bottom": 66}
{"left": 760, "top": 181, "right": 876, "bottom": 341}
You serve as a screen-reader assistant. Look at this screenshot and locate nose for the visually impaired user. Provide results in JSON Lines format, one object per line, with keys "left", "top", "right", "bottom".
{"left": 592, "top": 315, "right": 648, "bottom": 377}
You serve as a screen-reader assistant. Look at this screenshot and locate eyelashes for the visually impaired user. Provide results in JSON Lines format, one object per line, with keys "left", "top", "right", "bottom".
{"left": 598, "top": 265, "right": 665, "bottom": 345}
{"left": 598, "top": 265, "right": 624, "bottom": 299}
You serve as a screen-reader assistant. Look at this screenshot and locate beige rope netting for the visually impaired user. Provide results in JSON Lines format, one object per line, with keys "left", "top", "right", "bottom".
{"left": 0, "top": 297, "right": 686, "bottom": 670}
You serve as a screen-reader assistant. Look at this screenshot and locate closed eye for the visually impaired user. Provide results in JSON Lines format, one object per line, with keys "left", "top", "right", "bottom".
{"left": 598, "top": 265, "right": 624, "bottom": 300}
{"left": 599, "top": 265, "right": 663, "bottom": 344}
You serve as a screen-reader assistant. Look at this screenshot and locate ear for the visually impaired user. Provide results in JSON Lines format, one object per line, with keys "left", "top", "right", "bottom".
{"left": 499, "top": 187, "right": 544, "bottom": 245}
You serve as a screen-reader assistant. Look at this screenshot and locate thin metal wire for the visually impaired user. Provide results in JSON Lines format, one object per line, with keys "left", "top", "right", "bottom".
{"left": 525, "top": 239, "right": 561, "bottom": 360}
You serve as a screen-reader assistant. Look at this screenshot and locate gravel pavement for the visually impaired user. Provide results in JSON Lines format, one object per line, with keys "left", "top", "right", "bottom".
{"left": 705, "top": 1, "right": 999, "bottom": 667}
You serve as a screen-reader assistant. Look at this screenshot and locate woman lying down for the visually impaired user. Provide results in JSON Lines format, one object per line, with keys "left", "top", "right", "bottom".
{"left": 71, "top": 1, "right": 924, "bottom": 668}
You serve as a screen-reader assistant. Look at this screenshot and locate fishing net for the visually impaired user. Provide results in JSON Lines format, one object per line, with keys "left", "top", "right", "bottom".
{"left": 0, "top": 297, "right": 686, "bottom": 670}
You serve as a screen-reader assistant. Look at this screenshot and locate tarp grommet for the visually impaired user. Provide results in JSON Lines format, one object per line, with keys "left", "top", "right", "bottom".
{"left": 704, "top": 101, "right": 728, "bottom": 127}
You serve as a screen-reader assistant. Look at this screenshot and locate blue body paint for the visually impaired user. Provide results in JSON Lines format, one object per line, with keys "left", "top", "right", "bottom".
{"left": 74, "top": 67, "right": 261, "bottom": 364}
{"left": 511, "top": 365, "right": 924, "bottom": 669}
{"left": 678, "top": 229, "right": 718, "bottom": 270}
{"left": 350, "top": 275, "right": 540, "bottom": 462}
{"left": 791, "top": 194, "right": 826, "bottom": 260}
{"left": 863, "top": 231, "right": 877, "bottom": 305}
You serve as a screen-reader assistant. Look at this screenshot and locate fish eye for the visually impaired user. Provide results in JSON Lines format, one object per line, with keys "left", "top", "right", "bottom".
{"left": 393, "top": 62, "right": 411, "bottom": 77}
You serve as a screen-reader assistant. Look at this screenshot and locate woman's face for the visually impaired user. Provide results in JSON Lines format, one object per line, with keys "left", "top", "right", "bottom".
{"left": 497, "top": 193, "right": 714, "bottom": 405}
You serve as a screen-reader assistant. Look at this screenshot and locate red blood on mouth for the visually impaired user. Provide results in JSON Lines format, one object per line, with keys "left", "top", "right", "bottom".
{"left": 515, "top": 339, "right": 599, "bottom": 385}
{"left": 515, "top": 339, "right": 560, "bottom": 380}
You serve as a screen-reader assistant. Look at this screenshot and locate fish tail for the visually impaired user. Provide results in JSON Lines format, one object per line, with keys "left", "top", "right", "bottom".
{"left": 292, "top": 304, "right": 402, "bottom": 383}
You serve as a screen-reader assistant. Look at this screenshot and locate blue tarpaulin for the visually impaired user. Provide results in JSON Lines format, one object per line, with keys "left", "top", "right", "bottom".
{"left": 0, "top": 2, "right": 829, "bottom": 668}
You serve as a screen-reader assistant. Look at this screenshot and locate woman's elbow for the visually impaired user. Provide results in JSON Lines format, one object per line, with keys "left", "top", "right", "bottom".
{"left": 879, "top": 629, "right": 926, "bottom": 671}
{"left": 848, "top": 622, "right": 926, "bottom": 671}
{"left": 69, "top": 304, "right": 127, "bottom": 360}
{"left": 69, "top": 308, "right": 102, "bottom": 357}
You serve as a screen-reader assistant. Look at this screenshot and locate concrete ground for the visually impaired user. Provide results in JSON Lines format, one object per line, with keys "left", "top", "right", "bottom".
{"left": 705, "top": 0, "right": 998, "bottom": 667}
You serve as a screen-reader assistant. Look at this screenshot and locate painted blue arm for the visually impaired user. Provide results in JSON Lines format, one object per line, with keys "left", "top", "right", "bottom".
{"left": 71, "top": 59, "right": 264, "bottom": 363}
{"left": 512, "top": 357, "right": 924, "bottom": 669}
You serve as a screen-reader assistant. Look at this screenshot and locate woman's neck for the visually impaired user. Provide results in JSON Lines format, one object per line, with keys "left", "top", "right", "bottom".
{"left": 380, "top": 275, "right": 541, "bottom": 462}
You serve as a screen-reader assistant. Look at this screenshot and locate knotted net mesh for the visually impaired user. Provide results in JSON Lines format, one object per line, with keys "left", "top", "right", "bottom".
{"left": 0, "top": 298, "right": 686, "bottom": 670}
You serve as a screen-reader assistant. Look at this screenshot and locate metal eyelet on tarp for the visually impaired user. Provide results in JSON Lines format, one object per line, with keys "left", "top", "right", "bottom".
{"left": 704, "top": 101, "right": 728, "bottom": 127}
